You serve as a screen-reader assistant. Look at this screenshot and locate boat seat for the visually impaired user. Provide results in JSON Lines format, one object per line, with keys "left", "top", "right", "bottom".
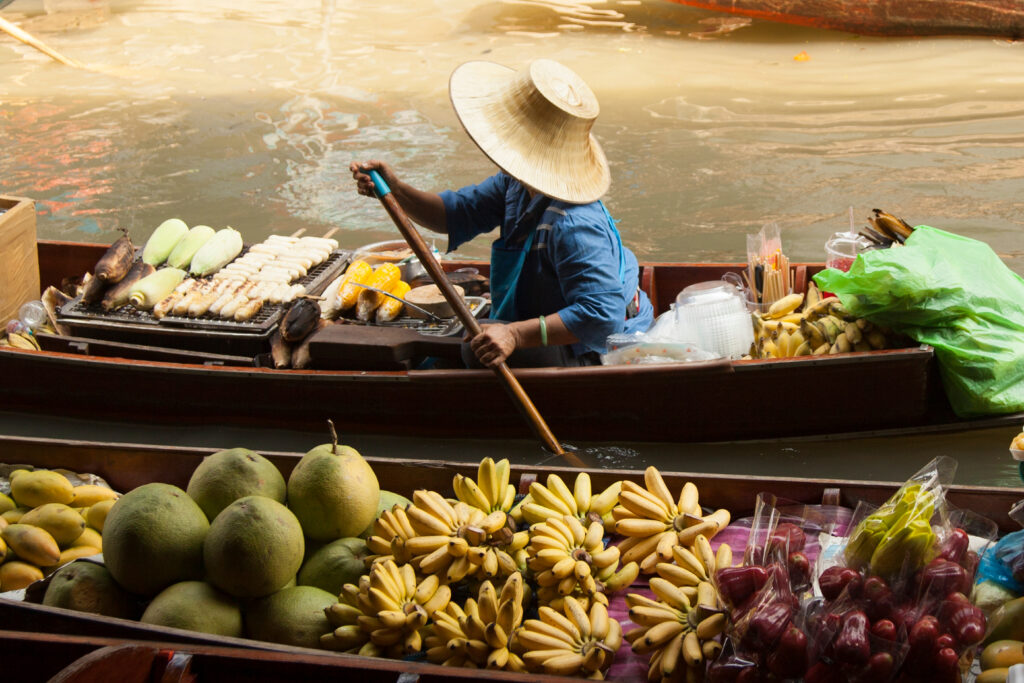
{"left": 307, "top": 323, "right": 464, "bottom": 371}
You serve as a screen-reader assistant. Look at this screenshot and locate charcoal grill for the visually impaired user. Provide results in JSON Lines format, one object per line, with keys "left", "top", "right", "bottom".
{"left": 57, "top": 250, "right": 351, "bottom": 357}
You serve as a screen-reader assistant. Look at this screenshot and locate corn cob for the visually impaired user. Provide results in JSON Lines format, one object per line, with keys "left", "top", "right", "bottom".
{"left": 166, "top": 224, "right": 216, "bottom": 270}
{"left": 356, "top": 263, "right": 402, "bottom": 321}
{"left": 189, "top": 227, "right": 243, "bottom": 277}
{"left": 375, "top": 280, "right": 412, "bottom": 323}
{"left": 128, "top": 268, "right": 187, "bottom": 309}
{"left": 336, "top": 260, "right": 373, "bottom": 311}
{"left": 142, "top": 218, "right": 189, "bottom": 266}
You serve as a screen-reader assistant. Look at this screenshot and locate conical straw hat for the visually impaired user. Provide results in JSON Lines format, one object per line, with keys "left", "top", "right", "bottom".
{"left": 449, "top": 59, "right": 611, "bottom": 204}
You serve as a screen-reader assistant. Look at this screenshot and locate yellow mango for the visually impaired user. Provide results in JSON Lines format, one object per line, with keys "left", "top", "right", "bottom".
{"left": 56, "top": 545, "right": 101, "bottom": 567}
{"left": 0, "top": 516, "right": 8, "bottom": 532}
{"left": 0, "top": 492, "right": 15, "bottom": 514}
{"left": 19, "top": 503, "right": 86, "bottom": 547}
{"left": 86, "top": 499, "right": 116, "bottom": 533}
{"left": 982, "top": 640, "right": 1024, "bottom": 670}
{"left": 2, "top": 523, "right": 61, "bottom": 567}
{"left": 0, "top": 561, "right": 44, "bottom": 591}
{"left": 2, "top": 507, "right": 30, "bottom": 524}
{"left": 978, "top": 668, "right": 1010, "bottom": 683}
{"left": 8, "top": 469, "right": 29, "bottom": 481}
{"left": 0, "top": 535, "right": 6, "bottom": 562}
{"left": 73, "top": 527, "right": 103, "bottom": 551}
{"left": 71, "top": 485, "right": 120, "bottom": 508}
{"left": 10, "top": 470, "right": 74, "bottom": 508}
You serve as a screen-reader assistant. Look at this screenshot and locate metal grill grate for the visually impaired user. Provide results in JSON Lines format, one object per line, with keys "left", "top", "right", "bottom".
{"left": 59, "top": 249, "right": 350, "bottom": 335}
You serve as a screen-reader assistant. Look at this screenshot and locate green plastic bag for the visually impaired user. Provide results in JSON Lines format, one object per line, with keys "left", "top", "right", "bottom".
{"left": 814, "top": 226, "right": 1024, "bottom": 417}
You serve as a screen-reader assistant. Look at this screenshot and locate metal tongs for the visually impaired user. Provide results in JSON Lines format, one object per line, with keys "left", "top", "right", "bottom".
{"left": 351, "top": 283, "right": 446, "bottom": 323}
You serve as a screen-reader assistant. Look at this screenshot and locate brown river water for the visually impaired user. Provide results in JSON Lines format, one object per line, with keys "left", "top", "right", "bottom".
{"left": 1, "top": 0, "right": 1022, "bottom": 487}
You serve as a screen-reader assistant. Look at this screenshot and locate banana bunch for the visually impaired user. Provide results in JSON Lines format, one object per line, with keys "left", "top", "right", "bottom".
{"left": 453, "top": 457, "right": 517, "bottom": 513}
{"left": 425, "top": 572, "right": 528, "bottom": 670}
{"left": 517, "top": 595, "right": 622, "bottom": 678}
{"left": 366, "top": 489, "right": 528, "bottom": 584}
{"left": 752, "top": 282, "right": 895, "bottom": 359}
{"left": 321, "top": 558, "right": 451, "bottom": 657}
{"left": 625, "top": 573, "right": 728, "bottom": 681}
{"left": 527, "top": 513, "right": 639, "bottom": 609}
{"left": 511, "top": 472, "right": 621, "bottom": 533}
{"left": 1, "top": 330, "right": 41, "bottom": 350}
{"left": 654, "top": 535, "right": 733, "bottom": 610}
{"left": 612, "top": 467, "right": 730, "bottom": 574}
{"left": 844, "top": 482, "right": 937, "bottom": 577}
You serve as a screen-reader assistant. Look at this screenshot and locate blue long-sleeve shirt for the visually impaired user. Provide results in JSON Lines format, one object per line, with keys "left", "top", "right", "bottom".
{"left": 441, "top": 173, "right": 653, "bottom": 354}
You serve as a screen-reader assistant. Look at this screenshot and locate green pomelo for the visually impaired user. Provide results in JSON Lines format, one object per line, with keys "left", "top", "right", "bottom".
{"left": 204, "top": 496, "right": 304, "bottom": 599}
{"left": 358, "top": 490, "right": 412, "bottom": 539}
{"left": 43, "top": 561, "right": 138, "bottom": 619}
{"left": 141, "top": 580, "right": 242, "bottom": 637}
{"left": 186, "top": 447, "right": 286, "bottom": 522}
{"left": 102, "top": 483, "right": 209, "bottom": 596}
{"left": 297, "top": 537, "right": 368, "bottom": 596}
{"left": 245, "top": 585, "right": 336, "bottom": 649}
{"left": 287, "top": 437, "right": 379, "bottom": 542}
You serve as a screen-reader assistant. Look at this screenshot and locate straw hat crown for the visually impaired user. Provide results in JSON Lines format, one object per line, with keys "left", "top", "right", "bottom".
{"left": 449, "top": 59, "right": 611, "bottom": 204}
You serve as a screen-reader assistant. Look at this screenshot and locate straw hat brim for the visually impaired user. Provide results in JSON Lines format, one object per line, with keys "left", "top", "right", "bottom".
{"left": 449, "top": 60, "right": 611, "bottom": 205}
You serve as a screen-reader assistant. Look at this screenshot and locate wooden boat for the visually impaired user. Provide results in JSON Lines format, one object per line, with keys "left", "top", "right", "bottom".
{"left": 666, "top": 0, "right": 1024, "bottom": 38}
{"left": 1, "top": 240, "right": 1021, "bottom": 444}
{"left": 0, "top": 433, "right": 1021, "bottom": 683}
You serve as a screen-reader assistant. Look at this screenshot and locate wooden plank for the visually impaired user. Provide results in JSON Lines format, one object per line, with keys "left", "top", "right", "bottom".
{"left": 0, "top": 196, "right": 39, "bottom": 327}
{"left": 34, "top": 333, "right": 256, "bottom": 366}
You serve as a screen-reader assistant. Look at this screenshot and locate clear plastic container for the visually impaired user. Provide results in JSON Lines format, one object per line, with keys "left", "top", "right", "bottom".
{"left": 675, "top": 281, "right": 753, "bottom": 359}
{"left": 825, "top": 231, "right": 870, "bottom": 272}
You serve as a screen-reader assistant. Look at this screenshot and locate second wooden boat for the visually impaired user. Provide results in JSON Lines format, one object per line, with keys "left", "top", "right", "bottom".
{"left": 665, "top": 0, "right": 1024, "bottom": 38}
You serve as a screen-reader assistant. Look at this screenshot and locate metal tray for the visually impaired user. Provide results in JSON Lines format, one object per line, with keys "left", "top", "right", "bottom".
{"left": 342, "top": 296, "right": 490, "bottom": 337}
{"left": 55, "top": 249, "right": 351, "bottom": 356}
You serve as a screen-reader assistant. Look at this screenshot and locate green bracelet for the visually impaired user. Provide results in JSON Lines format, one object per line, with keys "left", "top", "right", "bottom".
{"left": 538, "top": 315, "right": 548, "bottom": 346}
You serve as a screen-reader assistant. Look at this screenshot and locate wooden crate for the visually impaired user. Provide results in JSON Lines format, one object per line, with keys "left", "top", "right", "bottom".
{"left": 0, "top": 196, "right": 39, "bottom": 327}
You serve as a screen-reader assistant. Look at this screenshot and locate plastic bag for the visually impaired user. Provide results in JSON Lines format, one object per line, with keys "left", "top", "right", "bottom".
{"left": 813, "top": 226, "right": 1024, "bottom": 417}
{"left": 601, "top": 327, "right": 720, "bottom": 366}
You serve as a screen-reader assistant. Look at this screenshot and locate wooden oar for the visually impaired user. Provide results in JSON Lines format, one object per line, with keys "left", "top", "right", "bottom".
{"left": 367, "top": 170, "right": 580, "bottom": 467}
{"left": 0, "top": 16, "right": 86, "bottom": 69}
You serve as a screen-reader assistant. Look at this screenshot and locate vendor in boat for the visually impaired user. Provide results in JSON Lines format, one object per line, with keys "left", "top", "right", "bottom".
{"left": 350, "top": 59, "right": 653, "bottom": 368}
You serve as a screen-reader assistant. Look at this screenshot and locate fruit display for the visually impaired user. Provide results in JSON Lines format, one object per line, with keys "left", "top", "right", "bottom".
{"left": 0, "top": 467, "right": 119, "bottom": 591}
{"left": 751, "top": 282, "right": 906, "bottom": 359}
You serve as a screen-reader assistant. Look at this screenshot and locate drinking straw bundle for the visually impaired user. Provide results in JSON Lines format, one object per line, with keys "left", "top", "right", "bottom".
{"left": 744, "top": 223, "right": 793, "bottom": 306}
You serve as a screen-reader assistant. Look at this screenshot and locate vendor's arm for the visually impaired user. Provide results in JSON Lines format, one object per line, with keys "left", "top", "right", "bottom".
{"left": 350, "top": 160, "right": 447, "bottom": 234}
{"left": 470, "top": 315, "right": 578, "bottom": 368}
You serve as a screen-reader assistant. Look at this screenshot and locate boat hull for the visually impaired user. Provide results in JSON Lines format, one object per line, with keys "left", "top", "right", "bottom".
{"left": 2, "top": 239, "right": 1020, "bottom": 444}
{"left": 667, "top": 0, "right": 1024, "bottom": 38}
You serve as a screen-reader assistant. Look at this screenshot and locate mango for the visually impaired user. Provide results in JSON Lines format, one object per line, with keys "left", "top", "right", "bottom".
{"left": 981, "top": 640, "right": 1024, "bottom": 670}
{"left": 0, "top": 536, "right": 6, "bottom": 562}
{"left": 10, "top": 470, "right": 74, "bottom": 508}
{"left": 19, "top": 503, "right": 86, "bottom": 547}
{"left": 2, "top": 523, "right": 60, "bottom": 566}
{"left": 985, "top": 597, "right": 1024, "bottom": 646}
{"left": 0, "top": 492, "right": 15, "bottom": 514}
{"left": 44, "top": 561, "right": 137, "bottom": 619}
{"left": 0, "top": 560, "right": 44, "bottom": 591}
{"left": 2, "top": 507, "right": 29, "bottom": 524}
{"left": 70, "top": 485, "right": 120, "bottom": 508}
{"left": 978, "top": 668, "right": 1010, "bottom": 683}
{"left": 8, "top": 469, "right": 29, "bottom": 481}
{"left": 86, "top": 499, "right": 116, "bottom": 532}
{"left": 73, "top": 527, "right": 102, "bottom": 551}
{"left": 0, "top": 516, "right": 7, "bottom": 532}
{"left": 56, "top": 546, "right": 101, "bottom": 566}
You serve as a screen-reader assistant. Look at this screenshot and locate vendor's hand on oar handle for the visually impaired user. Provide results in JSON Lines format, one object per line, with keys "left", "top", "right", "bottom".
{"left": 350, "top": 160, "right": 397, "bottom": 198}
{"left": 469, "top": 322, "right": 519, "bottom": 368}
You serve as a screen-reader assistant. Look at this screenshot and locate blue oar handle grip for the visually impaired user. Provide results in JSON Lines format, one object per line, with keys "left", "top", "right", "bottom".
{"left": 368, "top": 169, "right": 392, "bottom": 198}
